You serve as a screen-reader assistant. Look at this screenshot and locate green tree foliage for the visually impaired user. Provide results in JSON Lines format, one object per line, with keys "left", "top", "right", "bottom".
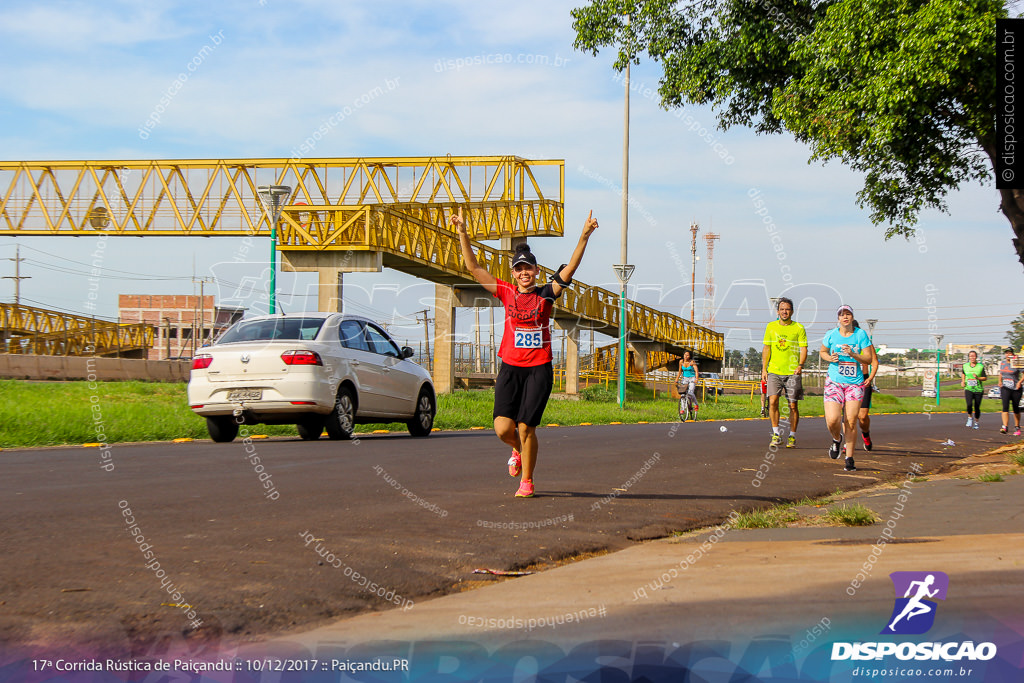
{"left": 1008, "top": 310, "right": 1024, "bottom": 348}
{"left": 572, "top": 0, "right": 1022, "bottom": 265}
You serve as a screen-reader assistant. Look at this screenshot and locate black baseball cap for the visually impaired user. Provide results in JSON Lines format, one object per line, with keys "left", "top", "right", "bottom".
{"left": 511, "top": 250, "right": 537, "bottom": 268}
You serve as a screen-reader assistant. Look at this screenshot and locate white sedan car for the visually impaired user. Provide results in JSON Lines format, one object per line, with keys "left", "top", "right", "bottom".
{"left": 188, "top": 313, "right": 435, "bottom": 442}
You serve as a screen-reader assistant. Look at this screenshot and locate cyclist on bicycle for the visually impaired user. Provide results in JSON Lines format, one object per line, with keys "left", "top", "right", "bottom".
{"left": 675, "top": 350, "right": 700, "bottom": 413}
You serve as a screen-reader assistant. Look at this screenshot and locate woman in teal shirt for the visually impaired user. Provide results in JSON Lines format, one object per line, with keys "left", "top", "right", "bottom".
{"left": 674, "top": 350, "right": 700, "bottom": 411}
{"left": 961, "top": 350, "right": 987, "bottom": 430}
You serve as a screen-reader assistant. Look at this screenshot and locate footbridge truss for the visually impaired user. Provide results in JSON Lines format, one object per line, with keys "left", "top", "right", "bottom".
{"left": 0, "top": 303, "right": 153, "bottom": 357}
{"left": 0, "top": 157, "right": 723, "bottom": 378}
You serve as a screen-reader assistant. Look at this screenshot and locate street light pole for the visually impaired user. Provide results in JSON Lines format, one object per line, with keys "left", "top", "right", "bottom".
{"left": 257, "top": 185, "right": 292, "bottom": 315}
{"left": 616, "top": 33, "right": 633, "bottom": 409}
{"left": 865, "top": 319, "right": 878, "bottom": 343}
{"left": 935, "top": 334, "right": 944, "bottom": 406}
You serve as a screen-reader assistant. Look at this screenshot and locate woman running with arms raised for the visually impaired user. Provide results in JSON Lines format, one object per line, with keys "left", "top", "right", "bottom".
{"left": 452, "top": 208, "right": 598, "bottom": 497}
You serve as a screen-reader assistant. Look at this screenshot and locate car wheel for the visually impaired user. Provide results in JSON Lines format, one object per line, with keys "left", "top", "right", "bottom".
{"left": 296, "top": 417, "right": 325, "bottom": 441}
{"left": 324, "top": 386, "right": 355, "bottom": 440}
{"left": 407, "top": 387, "right": 435, "bottom": 437}
{"left": 206, "top": 416, "right": 239, "bottom": 443}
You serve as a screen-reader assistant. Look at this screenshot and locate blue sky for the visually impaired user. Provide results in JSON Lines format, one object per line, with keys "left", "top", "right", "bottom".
{"left": 0, "top": 0, "right": 1020, "bottom": 352}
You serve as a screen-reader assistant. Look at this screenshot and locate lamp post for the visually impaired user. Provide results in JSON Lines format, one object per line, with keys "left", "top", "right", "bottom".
{"left": 934, "top": 334, "right": 944, "bottom": 406}
{"left": 257, "top": 185, "right": 292, "bottom": 315}
{"left": 865, "top": 319, "right": 878, "bottom": 342}
{"left": 614, "top": 265, "right": 634, "bottom": 407}
{"left": 616, "top": 18, "right": 633, "bottom": 409}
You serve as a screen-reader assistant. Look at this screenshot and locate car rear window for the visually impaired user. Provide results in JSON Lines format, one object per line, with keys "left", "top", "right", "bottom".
{"left": 217, "top": 317, "right": 325, "bottom": 344}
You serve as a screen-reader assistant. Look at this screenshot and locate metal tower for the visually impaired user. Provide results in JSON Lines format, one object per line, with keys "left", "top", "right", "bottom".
{"left": 702, "top": 232, "right": 721, "bottom": 330}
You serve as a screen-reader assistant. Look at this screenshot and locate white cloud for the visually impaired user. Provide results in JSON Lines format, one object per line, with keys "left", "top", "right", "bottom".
{"left": 0, "top": 2, "right": 188, "bottom": 48}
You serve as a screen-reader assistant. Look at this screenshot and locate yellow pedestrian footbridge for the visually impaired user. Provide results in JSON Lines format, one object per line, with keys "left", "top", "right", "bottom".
{"left": 0, "top": 303, "right": 153, "bottom": 357}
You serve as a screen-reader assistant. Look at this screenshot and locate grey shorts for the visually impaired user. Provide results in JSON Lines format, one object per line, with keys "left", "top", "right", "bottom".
{"left": 767, "top": 373, "right": 804, "bottom": 402}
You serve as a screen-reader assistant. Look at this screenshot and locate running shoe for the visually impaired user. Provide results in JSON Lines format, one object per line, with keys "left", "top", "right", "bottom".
{"left": 770, "top": 434, "right": 782, "bottom": 447}
{"left": 844, "top": 456, "right": 856, "bottom": 472}
{"left": 1000, "top": 425, "right": 1008, "bottom": 434}
{"left": 786, "top": 435, "right": 796, "bottom": 448}
{"left": 973, "top": 420, "right": 979, "bottom": 430}
{"left": 515, "top": 479, "right": 534, "bottom": 498}
{"left": 828, "top": 439, "right": 842, "bottom": 460}
{"left": 508, "top": 449, "right": 522, "bottom": 477}
{"left": 1015, "top": 428, "right": 1022, "bottom": 437}
{"left": 862, "top": 433, "right": 872, "bottom": 451}
{"left": 966, "top": 417, "right": 973, "bottom": 428}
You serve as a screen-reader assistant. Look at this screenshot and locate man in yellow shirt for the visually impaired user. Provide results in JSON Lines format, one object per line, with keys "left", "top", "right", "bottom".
{"left": 761, "top": 297, "right": 808, "bottom": 447}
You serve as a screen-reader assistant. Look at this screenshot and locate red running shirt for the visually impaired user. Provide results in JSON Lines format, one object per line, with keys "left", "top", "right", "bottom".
{"left": 494, "top": 279, "right": 560, "bottom": 367}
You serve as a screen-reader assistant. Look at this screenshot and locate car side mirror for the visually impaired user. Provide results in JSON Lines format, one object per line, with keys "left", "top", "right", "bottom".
{"left": 401, "top": 346, "right": 415, "bottom": 359}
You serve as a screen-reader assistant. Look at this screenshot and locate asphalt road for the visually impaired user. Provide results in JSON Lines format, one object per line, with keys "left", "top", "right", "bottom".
{"left": 0, "top": 411, "right": 1009, "bottom": 659}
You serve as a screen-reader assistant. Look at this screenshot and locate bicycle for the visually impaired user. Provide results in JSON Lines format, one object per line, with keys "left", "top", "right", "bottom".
{"left": 678, "top": 382, "right": 698, "bottom": 422}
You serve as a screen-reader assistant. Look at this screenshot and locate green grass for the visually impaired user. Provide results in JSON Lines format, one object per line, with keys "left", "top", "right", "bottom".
{"left": 977, "top": 472, "right": 1005, "bottom": 483}
{"left": 729, "top": 507, "right": 801, "bottom": 529}
{"left": 0, "top": 378, "right": 992, "bottom": 449}
{"left": 1009, "top": 452, "right": 1024, "bottom": 467}
{"left": 823, "top": 503, "right": 879, "bottom": 526}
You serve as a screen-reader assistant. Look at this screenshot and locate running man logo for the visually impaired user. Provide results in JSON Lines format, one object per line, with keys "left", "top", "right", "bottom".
{"left": 881, "top": 571, "right": 949, "bottom": 635}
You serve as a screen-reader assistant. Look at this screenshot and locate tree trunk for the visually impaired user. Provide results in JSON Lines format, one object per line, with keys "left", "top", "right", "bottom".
{"left": 997, "top": 188, "right": 1024, "bottom": 269}
{"left": 981, "top": 137, "right": 1024, "bottom": 268}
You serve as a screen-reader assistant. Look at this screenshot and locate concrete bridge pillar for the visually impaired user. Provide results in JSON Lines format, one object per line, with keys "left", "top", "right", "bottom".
{"left": 432, "top": 284, "right": 458, "bottom": 394}
{"left": 555, "top": 319, "right": 580, "bottom": 394}
{"left": 432, "top": 284, "right": 500, "bottom": 393}
{"left": 281, "top": 251, "right": 383, "bottom": 313}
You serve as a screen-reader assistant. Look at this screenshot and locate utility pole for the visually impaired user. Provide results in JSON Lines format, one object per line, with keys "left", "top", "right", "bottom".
{"left": 3, "top": 245, "right": 30, "bottom": 306}
{"left": 490, "top": 307, "right": 497, "bottom": 373}
{"left": 415, "top": 309, "right": 431, "bottom": 371}
{"left": 164, "top": 317, "right": 172, "bottom": 359}
{"left": 474, "top": 307, "right": 482, "bottom": 372}
{"left": 193, "top": 276, "right": 214, "bottom": 350}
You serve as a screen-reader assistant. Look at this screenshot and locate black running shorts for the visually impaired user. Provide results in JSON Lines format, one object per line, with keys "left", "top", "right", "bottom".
{"left": 861, "top": 383, "right": 873, "bottom": 410}
{"left": 493, "top": 361, "right": 554, "bottom": 427}
{"left": 1001, "top": 386, "right": 1023, "bottom": 414}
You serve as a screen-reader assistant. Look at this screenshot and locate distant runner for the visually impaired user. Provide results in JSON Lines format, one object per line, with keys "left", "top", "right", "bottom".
{"left": 453, "top": 207, "right": 598, "bottom": 497}
{"left": 761, "top": 297, "right": 808, "bottom": 448}
{"left": 854, "top": 320, "right": 879, "bottom": 451}
{"left": 820, "top": 306, "right": 876, "bottom": 471}
{"left": 997, "top": 347, "right": 1022, "bottom": 436}
{"left": 961, "top": 350, "right": 987, "bottom": 430}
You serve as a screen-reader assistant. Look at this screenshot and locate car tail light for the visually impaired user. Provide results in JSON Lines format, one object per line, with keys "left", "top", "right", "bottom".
{"left": 281, "top": 350, "right": 323, "bottom": 366}
{"left": 290, "top": 401, "right": 317, "bottom": 405}
{"left": 192, "top": 354, "right": 213, "bottom": 369}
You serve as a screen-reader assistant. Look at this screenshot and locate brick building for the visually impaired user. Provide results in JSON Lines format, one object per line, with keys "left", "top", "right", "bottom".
{"left": 118, "top": 295, "right": 244, "bottom": 360}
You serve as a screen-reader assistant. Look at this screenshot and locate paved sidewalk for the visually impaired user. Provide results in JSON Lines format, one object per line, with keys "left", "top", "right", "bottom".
{"left": 243, "top": 448, "right": 1024, "bottom": 654}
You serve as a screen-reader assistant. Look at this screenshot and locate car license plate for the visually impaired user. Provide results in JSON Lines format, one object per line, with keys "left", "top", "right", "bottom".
{"left": 227, "top": 389, "right": 262, "bottom": 401}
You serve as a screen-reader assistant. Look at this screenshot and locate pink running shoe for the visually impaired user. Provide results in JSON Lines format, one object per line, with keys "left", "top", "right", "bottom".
{"left": 1015, "top": 428, "right": 1022, "bottom": 437}
{"left": 515, "top": 479, "right": 534, "bottom": 498}
{"left": 508, "top": 449, "right": 522, "bottom": 477}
